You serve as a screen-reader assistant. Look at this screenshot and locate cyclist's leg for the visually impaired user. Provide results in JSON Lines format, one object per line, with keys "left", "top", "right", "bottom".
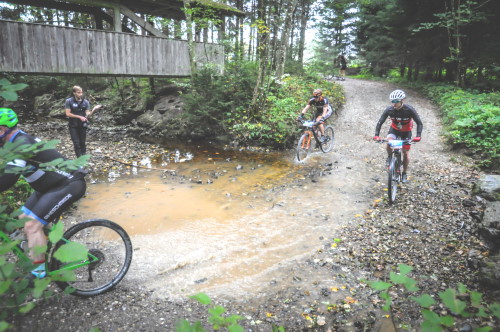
{"left": 400, "top": 131, "right": 412, "bottom": 174}
{"left": 22, "top": 179, "right": 86, "bottom": 262}
{"left": 403, "top": 148, "right": 410, "bottom": 173}
{"left": 315, "top": 113, "right": 325, "bottom": 136}
{"left": 386, "top": 129, "right": 398, "bottom": 162}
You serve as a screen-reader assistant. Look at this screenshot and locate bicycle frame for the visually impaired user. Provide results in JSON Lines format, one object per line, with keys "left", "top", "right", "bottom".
{"left": 299, "top": 120, "right": 322, "bottom": 147}
{"left": 388, "top": 139, "right": 412, "bottom": 166}
{"left": 381, "top": 138, "right": 412, "bottom": 203}
{"left": 0, "top": 230, "right": 30, "bottom": 263}
{"left": 388, "top": 140, "right": 404, "bottom": 171}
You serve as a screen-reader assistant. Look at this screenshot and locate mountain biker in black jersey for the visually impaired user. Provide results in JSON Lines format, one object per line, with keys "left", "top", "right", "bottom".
{"left": 297, "top": 89, "right": 333, "bottom": 143}
{"left": 373, "top": 90, "right": 423, "bottom": 183}
{"left": 0, "top": 108, "right": 87, "bottom": 278}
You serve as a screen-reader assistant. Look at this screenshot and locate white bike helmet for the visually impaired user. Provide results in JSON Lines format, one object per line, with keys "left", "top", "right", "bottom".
{"left": 389, "top": 89, "right": 406, "bottom": 101}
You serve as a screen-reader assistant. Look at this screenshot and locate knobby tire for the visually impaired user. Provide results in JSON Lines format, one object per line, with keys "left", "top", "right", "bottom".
{"left": 49, "top": 219, "right": 133, "bottom": 297}
{"left": 320, "top": 125, "right": 335, "bottom": 153}
{"left": 388, "top": 156, "right": 399, "bottom": 204}
{"left": 297, "top": 133, "right": 311, "bottom": 161}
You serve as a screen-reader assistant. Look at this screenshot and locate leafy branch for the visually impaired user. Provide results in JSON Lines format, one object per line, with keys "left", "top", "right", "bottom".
{"left": 366, "top": 264, "right": 500, "bottom": 331}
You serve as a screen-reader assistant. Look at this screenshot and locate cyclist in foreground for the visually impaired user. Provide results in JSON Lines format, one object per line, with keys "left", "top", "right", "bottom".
{"left": 0, "top": 108, "right": 87, "bottom": 278}
{"left": 297, "top": 89, "right": 333, "bottom": 143}
{"left": 373, "top": 90, "right": 423, "bottom": 182}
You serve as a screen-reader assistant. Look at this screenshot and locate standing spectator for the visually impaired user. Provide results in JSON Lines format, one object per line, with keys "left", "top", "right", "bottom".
{"left": 337, "top": 54, "right": 347, "bottom": 81}
{"left": 65, "top": 86, "right": 102, "bottom": 157}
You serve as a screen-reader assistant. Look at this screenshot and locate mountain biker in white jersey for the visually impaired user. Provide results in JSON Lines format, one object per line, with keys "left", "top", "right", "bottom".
{"left": 373, "top": 90, "right": 423, "bottom": 183}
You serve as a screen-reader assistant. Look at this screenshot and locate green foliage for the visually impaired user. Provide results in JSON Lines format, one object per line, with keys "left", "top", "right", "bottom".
{"left": 227, "top": 73, "right": 344, "bottom": 148}
{"left": 182, "top": 61, "right": 258, "bottom": 139}
{"left": 175, "top": 292, "right": 245, "bottom": 332}
{"left": 367, "top": 264, "right": 500, "bottom": 331}
{"left": 175, "top": 293, "right": 286, "bottom": 332}
{"left": 425, "top": 86, "right": 499, "bottom": 168}
{"left": 182, "top": 62, "right": 346, "bottom": 148}
{"left": 0, "top": 206, "right": 88, "bottom": 330}
{"left": 0, "top": 95, "right": 91, "bottom": 330}
{"left": 0, "top": 179, "right": 32, "bottom": 215}
{"left": 0, "top": 78, "right": 28, "bottom": 101}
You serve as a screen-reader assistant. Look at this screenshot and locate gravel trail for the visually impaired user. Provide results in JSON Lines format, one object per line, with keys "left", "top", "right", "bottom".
{"left": 12, "top": 79, "right": 496, "bottom": 332}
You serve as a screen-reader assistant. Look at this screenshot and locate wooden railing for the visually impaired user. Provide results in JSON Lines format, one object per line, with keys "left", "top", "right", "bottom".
{"left": 0, "top": 20, "right": 224, "bottom": 77}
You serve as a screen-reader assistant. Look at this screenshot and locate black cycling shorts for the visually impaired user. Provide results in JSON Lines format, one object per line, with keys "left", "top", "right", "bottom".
{"left": 314, "top": 107, "right": 333, "bottom": 121}
{"left": 21, "top": 178, "right": 86, "bottom": 225}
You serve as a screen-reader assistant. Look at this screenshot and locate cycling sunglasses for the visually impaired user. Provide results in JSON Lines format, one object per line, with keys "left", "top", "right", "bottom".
{"left": 391, "top": 99, "right": 402, "bottom": 103}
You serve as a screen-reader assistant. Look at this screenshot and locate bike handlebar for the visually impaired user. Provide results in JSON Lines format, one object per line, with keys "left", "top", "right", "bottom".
{"left": 297, "top": 118, "right": 322, "bottom": 127}
{"left": 376, "top": 139, "right": 415, "bottom": 144}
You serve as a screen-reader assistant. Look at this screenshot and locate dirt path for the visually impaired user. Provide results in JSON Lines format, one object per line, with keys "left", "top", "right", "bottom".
{"left": 120, "top": 79, "right": 443, "bottom": 300}
{"left": 14, "top": 79, "right": 488, "bottom": 332}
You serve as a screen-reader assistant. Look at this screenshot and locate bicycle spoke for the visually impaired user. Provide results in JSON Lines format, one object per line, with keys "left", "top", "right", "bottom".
{"left": 320, "top": 125, "right": 335, "bottom": 153}
{"left": 49, "top": 219, "right": 132, "bottom": 297}
{"left": 296, "top": 133, "right": 311, "bottom": 161}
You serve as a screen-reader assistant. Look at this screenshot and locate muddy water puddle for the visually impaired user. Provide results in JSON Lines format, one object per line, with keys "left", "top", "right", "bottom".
{"left": 78, "top": 144, "right": 366, "bottom": 298}
{"left": 80, "top": 145, "right": 309, "bottom": 233}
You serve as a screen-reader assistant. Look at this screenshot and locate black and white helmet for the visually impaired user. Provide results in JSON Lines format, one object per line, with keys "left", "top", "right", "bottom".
{"left": 389, "top": 89, "right": 406, "bottom": 101}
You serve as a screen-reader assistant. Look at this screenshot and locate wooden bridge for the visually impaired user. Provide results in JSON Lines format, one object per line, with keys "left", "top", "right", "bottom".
{"left": 0, "top": 20, "right": 224, "bottom": 77}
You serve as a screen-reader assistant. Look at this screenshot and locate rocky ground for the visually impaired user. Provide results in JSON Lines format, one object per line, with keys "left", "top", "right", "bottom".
{"left": 9, "top": 79, "right": 500, "bottom": 332}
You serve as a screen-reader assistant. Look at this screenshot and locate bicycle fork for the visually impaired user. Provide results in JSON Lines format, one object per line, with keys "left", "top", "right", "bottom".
{"left": 301, "top": 131, "right": 312, "bottom": 149}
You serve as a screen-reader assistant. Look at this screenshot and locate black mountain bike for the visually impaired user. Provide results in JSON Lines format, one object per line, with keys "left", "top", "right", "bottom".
{"left": 296, "top": 119, "right": 334, "bottom": 161}
{"left": 379, "top": 139, "right": 414, "bottom": 204}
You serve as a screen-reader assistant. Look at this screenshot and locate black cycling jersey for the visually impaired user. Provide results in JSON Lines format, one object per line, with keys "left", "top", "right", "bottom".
{"left": 0, "top": 131, "right": 80, "bottom": 193}
{"left": 65, "top": 97, "right": 90, "bottom": 128}
{"left": 375, "top": 103, "right": 423, "bottom": 136}
{"left": 308, "top": 97, "right": 329, "bottom": 115}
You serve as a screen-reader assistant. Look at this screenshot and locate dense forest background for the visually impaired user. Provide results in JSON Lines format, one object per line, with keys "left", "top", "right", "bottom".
{"left": 0, "top": 2, "right": 499, "bottom": 328}
{"left": 0, "top": 0, "right": 499, "bottom": 166}
{"left": 1, "top": 0, "right": 499, "bottom": 90}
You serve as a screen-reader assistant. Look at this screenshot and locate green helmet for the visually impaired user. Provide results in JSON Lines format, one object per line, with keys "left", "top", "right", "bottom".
{"left": 0, "top": 108, "right": 18, "bottom": 128}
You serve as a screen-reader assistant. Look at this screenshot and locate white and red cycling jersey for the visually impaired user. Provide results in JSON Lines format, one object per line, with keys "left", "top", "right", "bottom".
{"left": 375, "top": 103, "right": 423, "bottom": 136}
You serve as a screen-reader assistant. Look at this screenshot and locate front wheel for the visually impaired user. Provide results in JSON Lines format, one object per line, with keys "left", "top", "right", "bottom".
{"left": 320, "top": 125, "right": 335, "bottom": 153}
{"left": 387, "top": 157, "right": 399, "bottom": 204}
{"left": 296, "top": 133, "right": 312, "bottom": 161}
{"left": 49, "top": 219, "right": 133, "bottom": 297}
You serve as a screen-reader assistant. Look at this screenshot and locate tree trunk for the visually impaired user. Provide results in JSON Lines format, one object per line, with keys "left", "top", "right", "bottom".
{"left": 297, "top": 0, "right": 311, "bottom": 71}
{"left": 251, "top": 0, "right": 270, "bottom": 112}
{"left": 174, "top": 20, "right": 182, "bottom": 39}
{"left": 182, "top": 0, "right": 197, "bottom": 76}
{"left": 399, "top": 63, "right": 406, "bottom": 78}
{"left": 407, "top": 64, "right": 413, "bottom": 81}
{"left": 275, "top": 0, "right": 299, "bottom": 77}
{"left": 414, "top": 62, "right": 420, "bottom": 81}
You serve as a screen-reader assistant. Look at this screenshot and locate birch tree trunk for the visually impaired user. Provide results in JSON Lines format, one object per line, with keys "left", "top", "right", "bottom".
{"left": 297, "top": 0, "right": 312, "bottom": 70}
{"left": 182, "top": 0, "right": 197, "bottom": 76}
{"left": 275, "top": 0, "right": 299, "bottom": 77}
{"left": 251, "top": 0, "right": 270, "bottom": 112}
